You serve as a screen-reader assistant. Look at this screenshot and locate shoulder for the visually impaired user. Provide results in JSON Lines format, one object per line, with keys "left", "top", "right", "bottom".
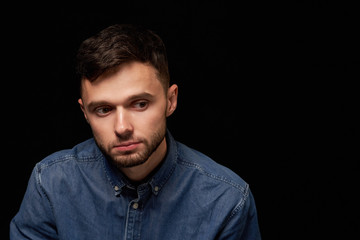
{"left": 36, "top": 138, "right": 101, "bottom": 168}
{"left": 175, "top": 141, "right": 249, "bottom": 195}
{"left": 33, "top": 138, "right": 103, "bottom": 182}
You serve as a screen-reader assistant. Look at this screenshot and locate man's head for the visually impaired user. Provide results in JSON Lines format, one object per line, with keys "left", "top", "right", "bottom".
{"left": 76, "top": 24, "right": 178, "bottom": 175}
{"left": 76, "top": 24, "right": 170, "bottom": 95}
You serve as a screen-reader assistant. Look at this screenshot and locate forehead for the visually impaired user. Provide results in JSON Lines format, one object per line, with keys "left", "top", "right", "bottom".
{"left": 81, "top": 62, "right": 164, "bottom": 103}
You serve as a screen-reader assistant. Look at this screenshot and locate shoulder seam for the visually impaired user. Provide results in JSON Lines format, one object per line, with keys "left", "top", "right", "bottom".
{"left": 38, "top": 152, "right": 103, "bottom": 169}
{"left": 34, "top": 164, "right": 55, "bottom": 214}
{"left": 177, "top": 159, "right": 246, "bottom": 192}
{"left": 222, "top": 183, "right": 250, "bottom": 228}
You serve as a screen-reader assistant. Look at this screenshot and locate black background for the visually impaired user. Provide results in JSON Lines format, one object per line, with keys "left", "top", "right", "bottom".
{"left": 3, "top": 1, "right": 359, "bottom": 239}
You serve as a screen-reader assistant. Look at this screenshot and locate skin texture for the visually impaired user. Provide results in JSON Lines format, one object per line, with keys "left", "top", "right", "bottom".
{"left": 78, "top": 61, "right": 178, "bottom": 181}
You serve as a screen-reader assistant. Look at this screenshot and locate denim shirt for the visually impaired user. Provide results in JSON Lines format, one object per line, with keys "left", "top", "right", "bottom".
{"left": 10, "top": 131, "right": 261, "bottom": 240}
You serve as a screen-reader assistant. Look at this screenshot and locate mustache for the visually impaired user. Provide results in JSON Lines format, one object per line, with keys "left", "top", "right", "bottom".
{"left": 115, "top": 131, "right": 133, "bottom": 141}
{"left": 112, "top": 132, "right": 145, "bottom": 146}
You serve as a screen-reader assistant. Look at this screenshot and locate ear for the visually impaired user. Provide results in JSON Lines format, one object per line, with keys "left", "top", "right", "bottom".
{"left": 78, "top": 98, "right": 89, "bottom": 123}
{"left": 166, "top": 84, "right": 178, "bottom": 117}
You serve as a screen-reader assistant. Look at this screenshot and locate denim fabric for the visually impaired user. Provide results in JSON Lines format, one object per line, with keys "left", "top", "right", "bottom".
{"left": 10, "top": 131, "right": 261, "bottom": 240}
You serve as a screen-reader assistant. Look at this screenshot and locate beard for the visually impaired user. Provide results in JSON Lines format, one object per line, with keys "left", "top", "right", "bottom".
{"left": 94, "top": 126, "right": 166, "bottom": 169}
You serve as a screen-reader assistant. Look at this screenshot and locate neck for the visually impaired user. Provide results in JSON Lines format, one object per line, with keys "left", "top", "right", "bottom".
{"left": 120, "top": 137, "right": 167, "bottom": 182}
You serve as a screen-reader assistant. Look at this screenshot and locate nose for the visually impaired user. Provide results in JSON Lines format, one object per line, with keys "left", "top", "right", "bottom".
{"left": 114, "top": 108, "right": 133, "bottom": 137}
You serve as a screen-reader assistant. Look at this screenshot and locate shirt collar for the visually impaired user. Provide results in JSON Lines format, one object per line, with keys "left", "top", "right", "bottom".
{"left": 148, "top": 129, "right": 178, "bottom": 195}
{"left": 101, "top": 129, "right": 178, "bottom": 197}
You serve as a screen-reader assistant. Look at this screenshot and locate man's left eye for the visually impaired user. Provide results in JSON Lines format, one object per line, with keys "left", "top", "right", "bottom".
{"left": 133, "top": 101, "right": 148, "bottom": 109}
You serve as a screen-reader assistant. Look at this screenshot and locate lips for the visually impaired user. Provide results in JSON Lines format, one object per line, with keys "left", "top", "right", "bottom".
{"left": 113, "top": 141, "right": 141, "bottom": 151}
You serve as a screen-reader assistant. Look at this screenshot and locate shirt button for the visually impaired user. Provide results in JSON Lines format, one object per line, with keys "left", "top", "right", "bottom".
{"left": 154, "top": 186, "right": 159, "bottom": 192}
{"left": 132, "top": 202, "right": 139, "bottom": 209}
{"left": 114, "top": 185, "right": 120, "bottom": 191}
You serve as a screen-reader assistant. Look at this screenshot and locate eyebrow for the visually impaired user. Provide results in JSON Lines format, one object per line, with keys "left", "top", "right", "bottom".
{"left": 86, "top": 92, "right": 155, "bottom": 110}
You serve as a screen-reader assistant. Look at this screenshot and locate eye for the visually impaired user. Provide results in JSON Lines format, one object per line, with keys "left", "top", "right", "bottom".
{"left": 133, "top": 100, "right": 149, "bottom": 110}
{"left": 95, "top": 106, "right": 112, "bottom": 116}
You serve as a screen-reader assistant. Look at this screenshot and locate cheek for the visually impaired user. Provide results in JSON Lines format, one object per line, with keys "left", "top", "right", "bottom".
{"left": 88, "top": 118, "right": 113, "bottom": 139}
{"left": 134, "top": 105, "right": 167, "bottom": 132}
{"left": 147, "top": 104, "right": 167, "bottom": 123}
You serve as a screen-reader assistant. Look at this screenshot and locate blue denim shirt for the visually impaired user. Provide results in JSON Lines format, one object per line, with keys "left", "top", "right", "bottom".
{"left": 10, "top": 131, "right": 261, "bottom": 240}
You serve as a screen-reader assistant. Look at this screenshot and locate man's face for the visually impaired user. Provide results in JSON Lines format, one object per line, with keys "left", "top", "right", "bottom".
{"left": 78, "top": 62, "right": 177, "bottom": 169}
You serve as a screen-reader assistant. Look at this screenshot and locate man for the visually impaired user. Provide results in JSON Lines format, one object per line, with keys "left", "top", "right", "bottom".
{"left": 10, "top": 24, "right": 261, "bottom": 239}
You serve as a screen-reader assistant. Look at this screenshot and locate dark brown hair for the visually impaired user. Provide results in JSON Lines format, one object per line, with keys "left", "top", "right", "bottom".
{"left": 76, "top": 24, "right": 170, "bottom": 94}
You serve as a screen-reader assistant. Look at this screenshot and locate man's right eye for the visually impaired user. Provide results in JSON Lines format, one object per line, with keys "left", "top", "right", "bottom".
{"left": 95, "top": 106, "right": 112, "bottom": 116}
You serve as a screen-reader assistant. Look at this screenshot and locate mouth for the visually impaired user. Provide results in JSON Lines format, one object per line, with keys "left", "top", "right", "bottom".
{"left": 113, "top": 141, "right": 141, "bottom": 152}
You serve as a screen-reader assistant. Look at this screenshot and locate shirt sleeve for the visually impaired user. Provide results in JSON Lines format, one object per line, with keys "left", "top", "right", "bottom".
{"left": 10, "top": 165, "right": 59, "bottom": 240}
{"left": 217, "top": 188, "right": 262, "bottom": 240}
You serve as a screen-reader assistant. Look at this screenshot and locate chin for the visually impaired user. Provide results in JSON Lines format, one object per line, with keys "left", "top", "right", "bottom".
{"left": 111, "top": 153, "right": 149, "bottom": 168}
